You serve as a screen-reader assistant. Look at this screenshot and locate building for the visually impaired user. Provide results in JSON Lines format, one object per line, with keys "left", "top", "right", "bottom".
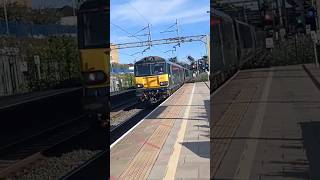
{"left": 110, "top": 43, "right": 119, "bottom": 64}
{"left": 214, "top": 0, "right": 311, "bottom": 33}
{"left": 60, "top": 16, "right": 77, "bottom": 26}
{"left": 7, "top": 0, "right": 32, "bottom": 7}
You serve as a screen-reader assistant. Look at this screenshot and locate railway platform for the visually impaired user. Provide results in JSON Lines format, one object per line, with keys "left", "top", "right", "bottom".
{"left": 110, "top": 82, "right": 210, "bottom": 179}
{"left": 211, "top": 64, "right": 320, "bottom": 179}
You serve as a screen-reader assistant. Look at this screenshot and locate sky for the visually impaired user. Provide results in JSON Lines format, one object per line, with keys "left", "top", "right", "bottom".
{"left": 111, "top": 0, "right": 210, "bottom": 64}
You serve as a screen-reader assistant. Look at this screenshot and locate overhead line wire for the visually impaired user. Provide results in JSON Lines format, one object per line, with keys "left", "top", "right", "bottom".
{"left": 111, "top": 22, "right": 144, "bottom": 42}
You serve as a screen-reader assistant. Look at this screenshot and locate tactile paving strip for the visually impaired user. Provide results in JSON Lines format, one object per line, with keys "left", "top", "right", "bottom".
{"left": 118, "top": 85, "right": 193, "bottom": 180}
{"left": 211, "top": 87, "right": 257, "bottom": 177}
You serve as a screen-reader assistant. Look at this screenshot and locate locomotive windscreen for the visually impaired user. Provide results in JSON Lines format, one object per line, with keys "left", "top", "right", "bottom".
{"left": 78, "top": 1, "right": 108, "bottom": 48}
{"left": 134, "top": 62, "right": 166, "bottom": 76}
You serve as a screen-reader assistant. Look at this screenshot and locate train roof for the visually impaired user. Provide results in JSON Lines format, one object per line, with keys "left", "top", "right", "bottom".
{"left": 234, "top": 19, "right": 254, "bottom": 28}
{"left": 211, "top": 8, "right": 254, "bottom": 28}
{"left": 79, "top": 0, "right": 107, "bottom": 11}
{"left": 211, "top": 8, "right": 233, "bottom": 21}
{"left": 135, "top": 56, "right": 188, "bottom": 70}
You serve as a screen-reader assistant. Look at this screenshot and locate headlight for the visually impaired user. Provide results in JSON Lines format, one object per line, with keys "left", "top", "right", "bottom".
{"left": 82, "top": 71, "right": 107, "bottom": 85}
{"left": 136, "top": 84, "right": 144, "bottom": 88}
{"left": 160, "top": 81, "right": 168, "bottom": 86}
{"left": 88, "top": 73, "right": 96, "bottom": 81}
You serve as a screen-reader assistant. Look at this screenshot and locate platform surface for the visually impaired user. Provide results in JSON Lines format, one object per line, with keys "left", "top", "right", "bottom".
{"left": 211, "top": 64, "right": 320, "bottom": 180}
{"left": 110, "top": 82, "right": 210, "bottom": 180}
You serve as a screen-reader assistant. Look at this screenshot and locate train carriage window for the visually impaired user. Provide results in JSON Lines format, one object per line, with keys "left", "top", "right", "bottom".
{"left": 238, "top": 23, "right": 253, "bottom": 48}
{"left": 172, "top": 65, "right": 180, "bottom": 84}
{"left": 211, "top": 16, "right": 224, "bottom": 72}
{"left": 221, "top": 20, "right": 238, "bottom": 68}
{"left": 167, "top": 64, "right": 171, "bottom": 74}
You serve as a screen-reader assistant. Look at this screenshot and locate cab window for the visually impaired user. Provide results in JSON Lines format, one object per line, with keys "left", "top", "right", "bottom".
{"left": 78, "top": 10, "right": 108, "bottom": 48}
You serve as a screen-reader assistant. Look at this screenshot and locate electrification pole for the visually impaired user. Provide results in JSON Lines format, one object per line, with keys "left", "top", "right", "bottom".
{"left": 3, "top": 0, "right": 9, "bottom": 35}
{"left": 72, "top": 0, "right": 76, "bottom": 16}
{"left": 313, "top": 0, "right": 319, "bottom": 67}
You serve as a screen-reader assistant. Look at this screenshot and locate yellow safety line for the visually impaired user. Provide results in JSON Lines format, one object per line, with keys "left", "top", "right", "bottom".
{"left": 163, "top": 83, "right": 195, "bottom": 180}
{"left": 234, "top": 69, "right": 273, "bottom": 179}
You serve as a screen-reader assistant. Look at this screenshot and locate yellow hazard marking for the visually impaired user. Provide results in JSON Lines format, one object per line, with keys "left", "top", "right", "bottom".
{"left": 164, "top": 83, "right": 195, "bottom": 180}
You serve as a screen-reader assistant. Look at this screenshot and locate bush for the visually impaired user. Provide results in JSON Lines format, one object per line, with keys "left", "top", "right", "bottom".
{"left": 193, "top": 72, "right": 209, "bottom": 82}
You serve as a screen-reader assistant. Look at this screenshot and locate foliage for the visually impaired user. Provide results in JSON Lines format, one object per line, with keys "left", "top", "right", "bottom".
{"left": 0, "top": 36, "right": 80, "bottom": 92}
{"left": 269, "top": 35, "right": 315, "bottom": 66}
{"left": 111, "top": 63, "right": 129, "bottom": 71}
{"left": 193, "top": 72, "right": 209, "bottom": 82}
{"left": 243, "top": 34, "right": 316, "bottom": 69}
{"left": 0, "top": 2, "right": 63, "bottom": 24}
{"left": 111, "top": 73, "right": 135, "bottom": 92}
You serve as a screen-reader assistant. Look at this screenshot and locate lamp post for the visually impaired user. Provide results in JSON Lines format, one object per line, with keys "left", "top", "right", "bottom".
{"left": 3, "top": 0, "right": 9, "bottom": 35}
{"left": 312, "top": 0, "right": 319, "bottom": 67}
{"left": 72, "top": 0, "right": 76, "bottom": 16}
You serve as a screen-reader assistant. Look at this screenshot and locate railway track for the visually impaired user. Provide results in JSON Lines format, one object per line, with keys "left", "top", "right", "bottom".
{"left": 62, "top": 101, "right": 158, "bottom": 180}
{"left": 0, "top": 113, "right": 96, "bottom": 179}
{"left": 110, "top": 101, "right": 158, "bottom": 145}
{"left": 110, "top": 97, "right": 140, "bottom": 120}
{"left": 60, "top": 150, "right": 108, "bottom": 180}
{"left": 59, "top": 96, "right": 149, "bottom": 180}
{"left": 62, "top": 85, "right": 191, "bottom": 179}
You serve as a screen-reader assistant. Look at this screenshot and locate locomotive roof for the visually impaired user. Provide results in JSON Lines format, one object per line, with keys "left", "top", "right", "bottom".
{"left": 79, "top": 0, "right": 107, "bottom": 11}
{"left": 211, "top": 8, "right": 254, "bottom": 28}
{"left": 135, "top": 56, "right": 187, "bottom": 69}
{"left": 211, "top": 8, "right": 233, "bottom": 21}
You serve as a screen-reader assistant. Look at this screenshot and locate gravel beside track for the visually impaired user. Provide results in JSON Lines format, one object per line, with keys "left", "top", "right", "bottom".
{"left": 111, "top": 107, "right": 143, "bottom": 128}
{"left": 7, "top": 150, "right": 101, "bottom": 180}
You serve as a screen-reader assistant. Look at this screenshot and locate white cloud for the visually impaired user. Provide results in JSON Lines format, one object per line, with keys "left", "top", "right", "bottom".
{"left": 111, "top": 0, "right": 209, "bottom": 27}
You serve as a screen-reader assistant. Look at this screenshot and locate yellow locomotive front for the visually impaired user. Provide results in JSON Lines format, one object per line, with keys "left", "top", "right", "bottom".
{"left": 78, "top": 1, "right": 109, "bottom": 124}
{"left": 134, "top": 56, "right": 171, "bottom": 103}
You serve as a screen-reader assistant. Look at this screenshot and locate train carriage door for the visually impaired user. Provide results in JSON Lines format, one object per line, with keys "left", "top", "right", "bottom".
{"left": 211, "top": 15, "right": 224, "bottom": 73}
{"left": 181, "top": 68, "right": 184, "bottom": 83}
{"left": 221, "top": 20, "right": 238, "bottom": 72}
{"left": 179, "top": 68, "right": 183, "bottom": 84}
{"left": 252, "top": 27, "right": 257, "bottom": 53}
{"left": 167, "top": 64, "right": 172, "bottom": 86}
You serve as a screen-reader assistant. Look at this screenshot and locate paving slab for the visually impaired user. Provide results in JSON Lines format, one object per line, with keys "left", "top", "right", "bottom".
{"left": 211, "top": 65, "right": 320, "bottom": 179}
{"left": 111, "top": 82, "right": 209, "bottom": 179}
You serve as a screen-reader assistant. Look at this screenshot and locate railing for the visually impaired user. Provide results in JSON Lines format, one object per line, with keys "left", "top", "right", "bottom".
{"left": 110, "top": 74, "right": 135, "bottom": 93}
{"left": 0, "top": 37, "right": 81, "bottom": 97}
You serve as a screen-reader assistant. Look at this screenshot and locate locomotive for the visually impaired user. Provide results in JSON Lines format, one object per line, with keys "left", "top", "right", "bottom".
{"left": 78, "top": 0, "right": 109, "bottom": 127}
{"left": 210, "top": 8, "right": 265, "bottom": 93}
{"left": 134, "top": 56, "right": 192, "bottom": 103}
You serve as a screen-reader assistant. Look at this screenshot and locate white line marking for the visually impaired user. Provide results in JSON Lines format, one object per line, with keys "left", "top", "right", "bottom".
{"left": 163, "top": 83, "right": 196, "bottom": 180}
{"left": 211, "top": 71, "right": 240, "bottom": 99}
{"left": 234, "top": 69, "right": 273, "bottom": 179}
{"left": 110, "top": 84, "right": 187, "bottom": 149}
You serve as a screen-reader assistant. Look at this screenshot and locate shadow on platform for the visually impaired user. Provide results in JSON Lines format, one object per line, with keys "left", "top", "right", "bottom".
{"left": 181, "top": 141, "right": 210, "bottom": 159}
{"left": 300, "top": 121, "right": 320, "bottom": 179}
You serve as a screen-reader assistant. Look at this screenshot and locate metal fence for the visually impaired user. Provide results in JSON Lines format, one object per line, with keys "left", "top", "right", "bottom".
{"left": 110, "top": 74, "right": 135, "bottom": 93}
{"left": 0, "top": 47, "right": 27, "bottom": 96}
{"left": 270, "top": 34, "right": 315, "bottom": 66}
{"left": 0, "top": 37, "right": 80, "bottom": 97}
